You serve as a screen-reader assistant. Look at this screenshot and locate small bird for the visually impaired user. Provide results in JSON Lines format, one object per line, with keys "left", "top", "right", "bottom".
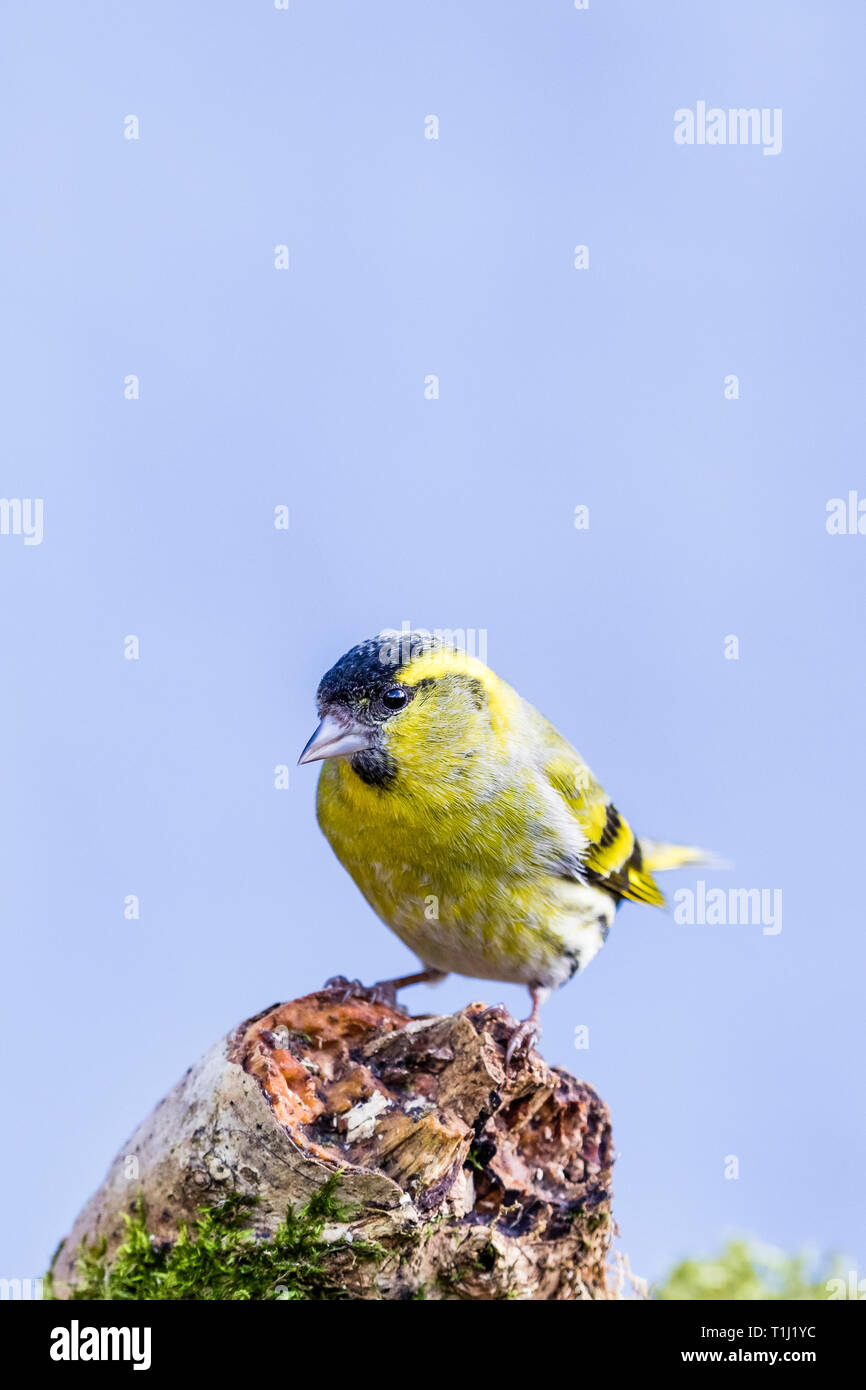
{"left": 299, "top": 632, "right": 715, "bottom": 1062}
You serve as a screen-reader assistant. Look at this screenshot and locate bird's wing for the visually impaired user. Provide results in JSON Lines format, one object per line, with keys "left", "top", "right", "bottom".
{"left": 531, "top": 709, "right": 665, "bottom": 907}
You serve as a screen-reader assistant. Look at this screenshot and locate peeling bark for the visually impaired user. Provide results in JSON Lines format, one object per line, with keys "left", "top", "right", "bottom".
{"left": 52, "top": 990, "right": 617, "bottom": 1300}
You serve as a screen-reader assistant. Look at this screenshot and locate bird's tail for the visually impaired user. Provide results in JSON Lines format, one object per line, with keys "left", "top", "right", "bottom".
{"left": 639, "top": 839, "right": 729, "bottom": 874}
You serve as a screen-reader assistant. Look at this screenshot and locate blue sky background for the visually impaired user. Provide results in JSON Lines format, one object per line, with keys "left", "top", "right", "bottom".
{"left": 2, "top": 1, "right": 864, "bottom": 1290}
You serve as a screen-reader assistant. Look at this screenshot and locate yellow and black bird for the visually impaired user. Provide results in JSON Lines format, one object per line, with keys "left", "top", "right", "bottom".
{"left": 299, "top": 632, "right": 713, "bottom": 1061}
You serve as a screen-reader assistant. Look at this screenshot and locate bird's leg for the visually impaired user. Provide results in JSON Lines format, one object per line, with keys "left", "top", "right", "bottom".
{"left": 505, "top": 985, "right": 549, "bottom": 1068}
{"left": 379, "top": 966, "right": 447, "bottom": 992}
{"left": 323, "top": 968, "right": 447, "bottom": 1008}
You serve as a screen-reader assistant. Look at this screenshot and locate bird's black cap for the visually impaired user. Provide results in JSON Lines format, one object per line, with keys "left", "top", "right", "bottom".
{"left": 317, "top": 631, "right": 442, "bottom": 716}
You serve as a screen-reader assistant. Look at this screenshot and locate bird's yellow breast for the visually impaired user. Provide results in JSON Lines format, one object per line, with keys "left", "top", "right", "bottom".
{"left": 315, "top": 753, "right": 611, "bottom": 987}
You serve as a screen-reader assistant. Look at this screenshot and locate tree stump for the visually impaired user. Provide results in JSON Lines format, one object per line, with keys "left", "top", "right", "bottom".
{"left": 51, "top": 990, "right": 617, "bottom": 1300}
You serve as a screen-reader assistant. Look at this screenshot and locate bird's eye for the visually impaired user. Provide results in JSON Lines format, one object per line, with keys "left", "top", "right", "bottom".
{"left": 381, "top": 687, "right": 409, "bottom": 712}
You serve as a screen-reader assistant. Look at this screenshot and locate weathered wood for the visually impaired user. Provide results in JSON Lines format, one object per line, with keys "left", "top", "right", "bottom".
{"left": 52, "top": 989, "right": 617, "bottom": 1300}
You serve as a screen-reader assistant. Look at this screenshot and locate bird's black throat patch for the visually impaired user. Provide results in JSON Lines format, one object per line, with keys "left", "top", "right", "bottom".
{"left": 349, "top": 745, "right": 397, "bottom": 788}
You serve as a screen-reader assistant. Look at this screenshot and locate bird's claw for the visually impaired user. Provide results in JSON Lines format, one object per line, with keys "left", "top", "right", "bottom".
{"left": 473, "top": 1004, "right": 541, "bottom": 1068}
{"left": 366, "top": 979, "right": 399, "bottom": 1007}
{"left": 322, "top": 975, "right": 398, "bottom": 1007}
{"left": 322, "top": 974, "right": 358, "bottom": 1001}
{"left": 505, "top": 1017, "right": 542, "bottom": 1070}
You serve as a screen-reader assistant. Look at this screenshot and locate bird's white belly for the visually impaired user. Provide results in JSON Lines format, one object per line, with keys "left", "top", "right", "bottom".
{"left": 374, "top": 877, "right": 617, "bottom": 991}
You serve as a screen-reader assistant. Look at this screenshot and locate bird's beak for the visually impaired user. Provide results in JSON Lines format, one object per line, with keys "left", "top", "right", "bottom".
{"left": 297, "top": 712, "right": 374, "bottom": 766}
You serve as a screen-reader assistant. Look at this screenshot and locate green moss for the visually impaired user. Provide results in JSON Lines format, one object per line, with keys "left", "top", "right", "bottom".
{"left": 464, "top": 1144, "right": 485, "bottom": 1173}
{"left": 653, "top": 1239, "right": 846, "bottom": 1301}
{"left": 48, "top": 1175, "right": 382, "bottom": 1302}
